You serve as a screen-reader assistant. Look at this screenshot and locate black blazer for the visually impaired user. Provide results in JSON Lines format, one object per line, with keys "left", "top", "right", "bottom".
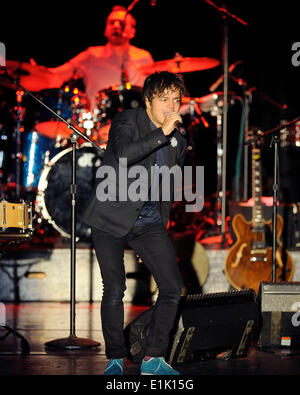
{"left": 83, "top": 107, "right": 187, "bottom": 237}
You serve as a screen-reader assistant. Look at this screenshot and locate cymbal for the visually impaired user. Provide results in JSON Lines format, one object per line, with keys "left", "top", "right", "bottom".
{"left": 35, "top": 121, "right": 85, "bottom": 139}
{"left": 1, "top": 60, "right": 62, "bottom": 91}
{"left": 139, "top": 56, "right": 220, "bottom": 75}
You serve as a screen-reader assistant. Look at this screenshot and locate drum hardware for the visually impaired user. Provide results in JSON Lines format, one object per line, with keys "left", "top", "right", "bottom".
{"left": 184, "top": 92, "right": 240, "bottom": 239}
{"left": 0, "top": 123, "right": 10, "bottom": 187}
{"left": 15, "top": 88, "right": 25, "bottom": 200}
{"left": 77, "top": 109, "right": 110, "bottom": 145}
{"left": 87, "top": 84, "right": 143, "bottom": 145}
{"left": 280, "top": 121, "right": 300, "bottom": 148}
{"left": 96, "top": 84, "right": 143, "bottom": 125}
{"left": 181, "top": 97, "right": 210, "bottom": 129}
{"left": 209, "top": 61, "right": 243, "bottom": 93}
{"left": 0, "top": 231, "right": 32, "bottom": 354}
{"left": 138, "top": 53, "right": 220, "bottom": 75}
{"left": 1, "top": 65, "right": 101, "bottom": 350}
{"left": 182, "top": 92, "right": 238, "bottom": 116}
{"left": 204, "top": 0, "right": 248, "bottom": 246}
{"left": 80, "top": 111, "right": 95, "bottom": 133}
{"left": 34, "top": 86, "right": 88, "bottom": 139}
{"left": 0, "top": 234, "right": 40, "bottom": 354}
{"left": 0, "top": 324, "right": 30, "bottom": 354}
{"left": 214, "top": 75, "right": 254, "bottom": 202}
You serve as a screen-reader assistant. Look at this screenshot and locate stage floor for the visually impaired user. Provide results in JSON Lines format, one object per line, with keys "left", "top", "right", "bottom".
{"left": 1, "top": 302, "right": 300, "bottom": 377}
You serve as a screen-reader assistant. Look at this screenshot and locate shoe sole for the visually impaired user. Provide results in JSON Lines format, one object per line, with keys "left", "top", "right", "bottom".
{"left": 141, "top": 372, "right": 179, "bottom": 375}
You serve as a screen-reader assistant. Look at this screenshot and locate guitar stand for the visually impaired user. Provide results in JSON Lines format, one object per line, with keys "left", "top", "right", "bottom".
{"left": 270, "top": 133, "right": 280, "bottom": 280}
{"left": 263, "top": 116, "right": 300, "bottom": 280}
{"left": 0, "top": 324, "right": 30, "bottom": 354}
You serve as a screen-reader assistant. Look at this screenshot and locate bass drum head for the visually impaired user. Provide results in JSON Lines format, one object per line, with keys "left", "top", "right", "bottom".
{"left": 37, "top": 144, "right": 104, "bottom": 241}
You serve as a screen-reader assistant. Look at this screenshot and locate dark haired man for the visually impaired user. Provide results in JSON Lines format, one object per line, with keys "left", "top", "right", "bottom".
{"left": 84, "top": 71, "right": 186, "bottom": 375}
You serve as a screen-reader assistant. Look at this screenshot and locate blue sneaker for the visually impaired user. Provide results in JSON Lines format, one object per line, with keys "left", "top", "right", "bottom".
{"left": 141, "top": 357, "right": 180, "bottom": 375}
{"left": 104, "top": 358, "right": 123, "bottom": 375}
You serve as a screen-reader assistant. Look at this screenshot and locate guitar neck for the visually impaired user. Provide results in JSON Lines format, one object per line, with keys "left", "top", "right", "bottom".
{"left": 251, "top": 147, "right": 264, "bottom": 229}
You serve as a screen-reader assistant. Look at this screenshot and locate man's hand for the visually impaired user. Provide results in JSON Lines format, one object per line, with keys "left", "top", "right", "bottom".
{"left": 161, "top": 112, "right": 182, "bottom": 136}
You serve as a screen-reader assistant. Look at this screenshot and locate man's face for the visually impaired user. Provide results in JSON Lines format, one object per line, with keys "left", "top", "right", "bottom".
{"left": 104, "top": 10, "right": 136, "bottom": 46}
{"left": 145, "top": 88, "right": 181, "bottom": 128}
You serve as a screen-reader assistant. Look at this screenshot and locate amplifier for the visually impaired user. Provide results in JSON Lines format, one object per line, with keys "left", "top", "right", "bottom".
{"left": 258, "top": 281, "right": 300, "bottom": 348}
{"left": 124, "top": 289, "right": 259, "bottom": 365}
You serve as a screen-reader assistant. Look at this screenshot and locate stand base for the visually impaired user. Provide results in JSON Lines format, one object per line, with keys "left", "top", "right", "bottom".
{"left": 0, "top": 325, "right": 30, "bottom": 354}
{"left": 45, "top": 335, "right": 100, "bottom": 350}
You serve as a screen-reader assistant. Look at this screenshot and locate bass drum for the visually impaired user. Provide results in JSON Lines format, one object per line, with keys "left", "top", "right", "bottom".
{"left": 36, "top": 144, "right": 105, "bottom": 240}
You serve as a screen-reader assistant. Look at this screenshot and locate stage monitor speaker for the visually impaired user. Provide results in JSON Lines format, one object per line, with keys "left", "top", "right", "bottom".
{"left": 124, "top": 289, "right": 259, "bottom": 365}
{"left": 258, "top": 281, "right": 300, "bottom": 349}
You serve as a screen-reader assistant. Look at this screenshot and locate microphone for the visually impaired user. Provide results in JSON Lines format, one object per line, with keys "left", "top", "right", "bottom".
{"left": 174, "top": 121, "right": 186, "bottom": 136}
{"left": 209, "top": 60, "right": 242, "bottom": 92}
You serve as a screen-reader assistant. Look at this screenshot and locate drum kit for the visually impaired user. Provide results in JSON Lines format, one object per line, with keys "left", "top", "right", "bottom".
{"left": 2, "top": 46, "right": 298, "bottom": 245}
{"left": 2, "top": 46, "right": 297, "bottom": 243}
{"left": 1, "top": 53, "right": 236, "bottom": 241}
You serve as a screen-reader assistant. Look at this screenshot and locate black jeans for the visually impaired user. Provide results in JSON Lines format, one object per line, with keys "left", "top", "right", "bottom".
{"left": 91, "top": 222, "right": 182, "bottom": 359}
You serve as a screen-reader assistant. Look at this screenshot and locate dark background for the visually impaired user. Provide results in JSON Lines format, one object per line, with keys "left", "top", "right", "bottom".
{"left": 1, "top": 0, "right": 300, "bottom": 201}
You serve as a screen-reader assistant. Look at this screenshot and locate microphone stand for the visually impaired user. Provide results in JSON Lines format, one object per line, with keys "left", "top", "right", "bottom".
{"left": 1, "top": 67, "right": 101, "bottom": 350}
{"left": 205, "top": 1, "right": 248, "bottom": 245}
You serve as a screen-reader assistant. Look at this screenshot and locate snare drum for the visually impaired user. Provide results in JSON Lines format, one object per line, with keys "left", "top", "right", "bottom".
{"left": 36, "top": 144, "right": 105, "bottom": 240}
{"left": 0, "top": 200, "right": 33, "bottom": 232}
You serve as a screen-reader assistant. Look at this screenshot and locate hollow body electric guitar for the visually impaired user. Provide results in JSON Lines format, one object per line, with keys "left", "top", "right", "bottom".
{"left": 225, "top": 133, "right": 294, "bottom": 293}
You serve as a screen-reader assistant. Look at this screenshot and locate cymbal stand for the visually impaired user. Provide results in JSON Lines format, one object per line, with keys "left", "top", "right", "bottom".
{"left": 15, "top": 88, "right": 24, "bottom": 200}
{"left": 210, "top": 96, "right": 236, "bottom": 233}
{"left": 221, "top": 16, "right": 229, "bottom": 240}
{"left": 1, "top": 66, "right": 102, "bottom": 350}
{"left": 205, "top": 0, "right": 248, "bottom": 244}
{"left": 209, "top": 103, "right": 223, "bottom": 230}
